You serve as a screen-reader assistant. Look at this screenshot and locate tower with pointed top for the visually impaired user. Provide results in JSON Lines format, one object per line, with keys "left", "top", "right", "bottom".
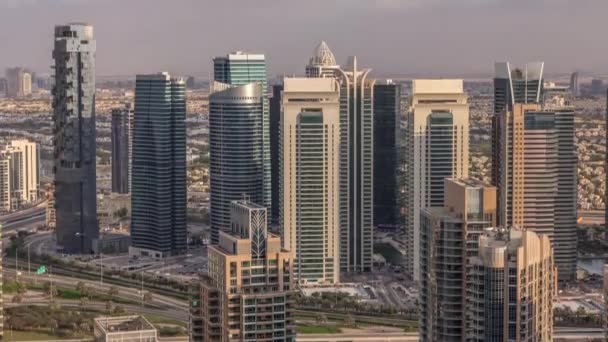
{"left": 305, "top": 41, "right": 340, "bottom": 78}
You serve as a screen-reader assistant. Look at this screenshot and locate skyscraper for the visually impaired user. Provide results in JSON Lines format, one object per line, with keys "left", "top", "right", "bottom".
{"left": 209, "top": 81, "right": 265, "bottom": 244}
{"left": 190, "top": 200, "right": 295, "bottom": 342}
{"left": 111, "top": 103, "right": 132, "bottom": 194}
{"left": 0, "top": 157, "right": 10, "bottom": 213}
{"left": 209, "top": 51, "right": 272, "bottom": 243}
{"left": 405, "top": 79, "right": 470, "bottom": 281}
{"left": 570, "top": 72, "right": 580, "bottom": 97}
{"left": 130, "top": 73, "right": 186, "bottom": 257}
{"left": 373, "top": 80, "right": 401, "bottom": 229}
{"left": 468, "top": 228, "right": 554, "bottom": 341}
{"left": 493, "top": 62, "right": 544, "bottom": 115}
{"left": 419, "top": 178, "right": 496, "bottom": 342}
{"left": 53, "top": 23, "right": 98, "bottom": 254}
{"left": 305, "top": 41, "right": 340, "bottom": 78}
{"left": 269, "top": 84, "right": 283, "bottom": 226}
{"left": 334, "top": 57, "right": 375, "bottom": 273}
{"left": 281, "top": 77, "right": 341, "bottom": 284}
{"left": 493, "top": 102, "right": 577, "bottom": 280}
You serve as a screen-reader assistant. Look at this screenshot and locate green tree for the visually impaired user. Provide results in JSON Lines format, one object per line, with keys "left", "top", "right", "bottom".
{"left": 108, "top": 286, "right": 119, "bottom": 298}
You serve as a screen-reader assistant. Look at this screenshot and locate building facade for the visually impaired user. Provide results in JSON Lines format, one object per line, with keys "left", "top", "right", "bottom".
{"left": 305, "top": 41, "right": 340, "bottom": 78}
{"left": 269, "top": 84, "right": 283, "bottom": 226}
{"left": 419, "top": 179, "right": 496, "bottom": 342}
{"left": 5, "top": 67, "right": 32, "bottom": 98}
{"left": 280, "top": 77, "right": 341, "bottom": 284}
{"left": 190, "top": 201, "right": 295, "bottom": 342}
{"left": 405, "top": 79, "right": 470, "bottom": 281}
{"left": 0, "top": 140, "right": 39, "bottom": 210}
{"left": 493, "top": 102, "right": 577, "bottom": 280}
{"left": 0, "top": 157, "right": 10, "bottom": 213}
{"left": 130, "top": 73, "right": 186, "bottom": 257}
{"left": 373, "top": 80, "right": 401, "bottom": 229}
{"left": 213, "top": 52, "right": 271, "bottom": 224}
{"left": 53, "top": 23, "right": 98, "bottom": 254}
{"left": 468, "top": 228, "right": 554, "bottom": 341}
{"left": 209, "top": 82, "right": 265, "bottom": 245}
{"left": 111, "top": 103, "right": 132, "bottom": 194}
{"left": 493, "top": 62, "right": 544, "bottom": 115}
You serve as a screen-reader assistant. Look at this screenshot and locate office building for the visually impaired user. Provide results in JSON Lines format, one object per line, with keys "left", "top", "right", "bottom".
{"left": 111, "top": 103, "right": 132, "bottom": 194}
{"left": 493, "top": 62, "right": 544, "bottom": 115}
{"left": 53, "top": 23, "right": 98, "bottom": 254}
{"left": 305, "top": 41, "right": 340, "bottom": 78}
{"left": 332, "top": 57, "right": 375, "bottom": 273}
{"left": 190, "top": 200, "right": 295, "bottom": 342}
{"left": 209, "top": 51, "right": 272, "bottom": 243}
{"left": 5, "top": 67, "right": 32, "bottom": 98}
{"left": 373, "top": 80, "right": 401, "bottom": 229}
{"left": 269, "top": 84, "right": 283, "bottom": 225}
{"left": 281, "top": 77, "right": 341, "bottom": 284}
{"left": 130, "top": 73, "right": 186, "bottom": 257}
{"left": 468, "top": 228, "right": 554, "bottom": 341}
{"left": 94, "top": 315, "right": 157, "bottom": 342}
{"left": 405, "top": 79, "right": 469, "bottom": 281}
{"left": 493, "top": 102, "right": 577, "bottom": 280}
{"left": 209, "top": 81, "right": 265, "bottom": 244}
{"left": 419, "top": 178, "right": 496, "bottom": 342}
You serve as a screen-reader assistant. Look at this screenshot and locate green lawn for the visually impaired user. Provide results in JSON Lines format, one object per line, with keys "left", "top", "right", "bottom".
{"left": 4, "top": 330, "right": 61, "bottom": 341}
{"left": 296, "top": 325, "right": 342, "bottom": 334}
{"left": 144, "top": 314, "right": 187, "bottom": 328}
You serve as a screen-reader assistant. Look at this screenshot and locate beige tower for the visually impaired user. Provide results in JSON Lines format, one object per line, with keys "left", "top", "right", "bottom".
{"left": 190, "top": 200, "right": 295, "bottom": 342}
{"left": 405, "top": 80, "right": 469, "bottom": 281}
{"left": 280, "top": 77, "right": 341, "bottom": 284}
{"left": 468, "top": 228, "right": 554, "bottom": 341}
{"left": 7, "top": 140, "right": 40, "bottom": 204}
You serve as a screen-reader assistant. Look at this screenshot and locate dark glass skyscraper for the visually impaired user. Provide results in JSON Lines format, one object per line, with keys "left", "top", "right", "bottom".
{"left": 373, "top": 81, "right": 401, "bottom": 229}
{"left": 53, "top": 23, "right": 98, "bottom": 254}
{"left": 111, "top": 103, "right": 132, "bottom": 194}
{"left": 493, "top": 62, "right": 544, "bottom": 115}
{"left": 131, "top": 73, "right": 186, "bottom": 257}
{"left": 269, "top": 84, "right": 283, "bottom": 226}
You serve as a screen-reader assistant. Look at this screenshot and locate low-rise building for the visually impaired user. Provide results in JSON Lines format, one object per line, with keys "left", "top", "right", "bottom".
{"left": 93, "top": 315, "right": 157, "bottom": 342}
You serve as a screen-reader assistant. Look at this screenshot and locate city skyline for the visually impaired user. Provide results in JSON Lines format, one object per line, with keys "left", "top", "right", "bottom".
{"left": 1, "top": 0, "right": 607, "bottom": 77}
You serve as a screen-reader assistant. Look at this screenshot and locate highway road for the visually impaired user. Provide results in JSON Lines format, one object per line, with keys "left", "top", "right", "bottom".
{"left": 0, "top": 201, "right": 46, "bottom": 232}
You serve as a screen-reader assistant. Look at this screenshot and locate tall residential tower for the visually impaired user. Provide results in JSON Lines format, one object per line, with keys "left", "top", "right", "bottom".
{"left": 53, "top": 23, "right": 98, "bottom": 254}
{"left": 111, "top": 103, "right": 132, "bottom": 194}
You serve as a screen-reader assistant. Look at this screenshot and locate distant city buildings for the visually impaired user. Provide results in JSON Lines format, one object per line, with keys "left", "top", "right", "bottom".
{"left": 5, "top": 67, "right": 32, "bottom": 98}
{"left": 111, "top": 103, "right": 132, "bottom": 194}
{"left": 373, "top": 80, "right": 401, "bottom": 229}
{"left": 493, "top": 101, "right": 577, "bottom": 280}
{"left": 52, "top": 23, "right": 98, "bottom": 254}
{"left": 210, "top": 52, "right": 271, "bottom": 244}
{"left": 280, "top": 77, "right": 341, "bottom": 284}
{"left": 190, "top": 200, "right": 295, "bottom": 341}
{"left": 420, "top": 178, "right": 496, "bottom": 341}
{"left": 405, "top": 79, "right": 470, "bottom": 281}
{"left": 130, "top": 73, "right": 186, "bottom": 257}
{"left": 570, "top": 71, "right": 580, "bottom": 97}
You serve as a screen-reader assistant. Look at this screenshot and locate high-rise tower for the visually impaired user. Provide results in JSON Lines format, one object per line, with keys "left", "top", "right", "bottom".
{"left": 111, "top": 103, "right": 132, "bottom": 194}
{"left": 405, "top": 79, "right": 470, "bottom": 281}
{"left": 209, "top": 51, "right": 272, "bottom": 243}
{"left": 373, "top": 80, "right": 401, "bottom": 229}
{"left": 305, "top": 41, "right": 339, "bottom": 78}
{"left": 493, "top": 62, "right": 544, "bottom": 115}
{"left": 53, "top": 23, "right": 98, "bottom": 254}
{"left": 130, "top": 73, "right": 186, "bottom": 257}
{"left": 281, "top": 77, "right": 341, "bottom": 284}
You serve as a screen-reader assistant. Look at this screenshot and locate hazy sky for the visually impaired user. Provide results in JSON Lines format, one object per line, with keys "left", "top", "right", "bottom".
{"left": 0, "top": 0, "right": 605, "bottom": 78}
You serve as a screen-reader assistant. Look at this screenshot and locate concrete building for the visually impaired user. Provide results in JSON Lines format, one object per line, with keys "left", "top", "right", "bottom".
{"left": 5, "top": 67, "right": 32, "bottom": 98}
{"left": 373, "top": 80, "right": 401, "bottom": 229}
{"left": 190, "top": 200, "right": 295, "bottom": 342}
{"left": 93, "top": 315, "right": 157, "bottom": 342}
{"left": 212, "top": 52, "right": 271, "bottom": 231}
{"left": 419, "top": 179, "right": 496, "bottom": 342}
{"left": 468, "top": 228, "right": 554, "bottom": 341}
{"left": 0, "top": 157, "right": 9, "bottom": 212}
{"left": 493, "top": 102, "right": 577, "bottom": 280}
{"left": 53, "top": 23, "right": 98, "bottom": 254}
{"left": 130, "top": 73, "right": 186, "bottom": 257}
{"left": 111, "top": 103, "right": 132, "bottom": 194}
{"left": 209, "top": 81, "right": 265, "bottom": 245}
{"left": 280, "top": 77, "right": 340, "bottom": 284}
{"left": 405, "top": 79, "right": 469, "bottom": 281}
{"left": 4, "top": 140, "right": 39, "bottom": 206}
